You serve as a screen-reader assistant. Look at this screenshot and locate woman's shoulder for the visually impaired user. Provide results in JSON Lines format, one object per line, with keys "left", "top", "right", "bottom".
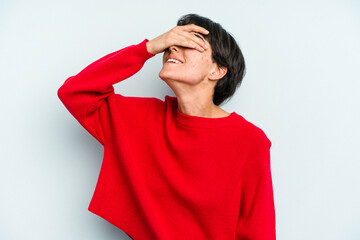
{"left": 237, "top": 114, "right": 272, "bottom": 148}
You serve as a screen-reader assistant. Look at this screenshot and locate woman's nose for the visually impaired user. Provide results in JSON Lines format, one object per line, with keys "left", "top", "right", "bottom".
{"left": 169, "top": 45, "right": 179, "bottom": 52}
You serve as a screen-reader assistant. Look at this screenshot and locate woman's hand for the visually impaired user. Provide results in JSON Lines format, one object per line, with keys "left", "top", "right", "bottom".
{"left": 146, "top": 24, "right": 210, "bottom": 55}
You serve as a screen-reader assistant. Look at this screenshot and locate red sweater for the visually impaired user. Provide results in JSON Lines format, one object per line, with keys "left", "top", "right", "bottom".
{"left": 57, "top": 38, "right": 276, "bottom": 240}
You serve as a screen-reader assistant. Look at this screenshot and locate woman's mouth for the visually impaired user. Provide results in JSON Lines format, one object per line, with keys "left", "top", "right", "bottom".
{"left": 166, "top": 58, "right": 183, "bottom": 64}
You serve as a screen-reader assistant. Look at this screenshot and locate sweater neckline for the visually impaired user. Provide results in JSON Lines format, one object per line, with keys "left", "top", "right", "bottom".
{"left": 168, "top": 95, "right": 238, "bottom": 128}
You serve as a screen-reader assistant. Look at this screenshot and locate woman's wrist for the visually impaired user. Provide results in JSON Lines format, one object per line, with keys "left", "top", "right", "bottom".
{"left": 146, "top": 40, "right": 156, "bottom": 56}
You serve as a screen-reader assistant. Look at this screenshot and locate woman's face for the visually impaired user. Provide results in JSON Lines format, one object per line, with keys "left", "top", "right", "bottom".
{"left": 159, "top": 32, "right": 217, "bottom": 86}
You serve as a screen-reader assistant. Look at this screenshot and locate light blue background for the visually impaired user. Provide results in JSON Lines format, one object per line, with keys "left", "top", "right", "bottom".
{"left": 0, "top": 0, "right": 359, "bottom": 239}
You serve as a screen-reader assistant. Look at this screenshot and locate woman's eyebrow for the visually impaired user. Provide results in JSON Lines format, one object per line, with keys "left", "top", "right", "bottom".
{"left": 194, "top": 33, "right": 206, "bottom": 43}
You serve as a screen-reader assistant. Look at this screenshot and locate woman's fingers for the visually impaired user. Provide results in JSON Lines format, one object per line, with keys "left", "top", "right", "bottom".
{"left": 172, "top": 34, "right": 204, "bottom": 52}
{"left": 147, "top": 24, "right": 210, "bottom": 55}
{"left": 189, "top": 32, "right": 208, "bottom": 50}
{"left": 172, "top": 27, "right": 208, "bottom": 52}
{"left": 182, "top": 24, "right": 209, "bottom": 36}
{"left": 183, "top": 25, "right": 209, "bottom": 51}
{"left": 183, "top": 31, "right": 208, "bottom": 52}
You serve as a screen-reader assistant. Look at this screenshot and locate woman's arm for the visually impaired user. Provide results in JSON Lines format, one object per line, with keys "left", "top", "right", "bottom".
{"left": 236, "top": 134, "right": 276, "bottom": 239}
{"left": 57, "top": 39, "right": 155, "bottom": 145}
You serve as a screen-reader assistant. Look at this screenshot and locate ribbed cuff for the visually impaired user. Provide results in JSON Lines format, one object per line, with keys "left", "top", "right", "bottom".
{"left": 142, "top": 38, "right": 156, "bottom": 58}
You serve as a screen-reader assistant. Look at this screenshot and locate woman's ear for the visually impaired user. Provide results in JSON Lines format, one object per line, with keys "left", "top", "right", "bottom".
{"left": 209, "top": 65, "right": 227, "bottom": 81}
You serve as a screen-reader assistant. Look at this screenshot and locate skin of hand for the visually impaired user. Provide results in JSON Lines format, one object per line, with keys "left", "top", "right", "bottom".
{"left": 146, "top": 24, "right": 209, "bottom": 56}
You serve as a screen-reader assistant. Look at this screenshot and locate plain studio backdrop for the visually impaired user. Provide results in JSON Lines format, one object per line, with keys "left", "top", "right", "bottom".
{"left": 0, "top": 0, "right": 359, "bottom": 239}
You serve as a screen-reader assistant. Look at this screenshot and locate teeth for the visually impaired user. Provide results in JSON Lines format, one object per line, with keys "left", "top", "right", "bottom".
{"left": 167, "top": 58, "right": 182, "bottom": 64}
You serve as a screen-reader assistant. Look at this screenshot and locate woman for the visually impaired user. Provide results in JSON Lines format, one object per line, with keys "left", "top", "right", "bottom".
{"left": 58, "top": 13, "right": 276, "bottom": 240}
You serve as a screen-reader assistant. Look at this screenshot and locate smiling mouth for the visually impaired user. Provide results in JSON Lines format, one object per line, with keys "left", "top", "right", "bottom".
{"left": 166, "top": 58, "right": 183, "bottom": 64}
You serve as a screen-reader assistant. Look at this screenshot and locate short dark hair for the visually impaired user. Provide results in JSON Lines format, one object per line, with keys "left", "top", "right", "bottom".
{"left": 177, "top": 13, "right": 246, "bottom": 106}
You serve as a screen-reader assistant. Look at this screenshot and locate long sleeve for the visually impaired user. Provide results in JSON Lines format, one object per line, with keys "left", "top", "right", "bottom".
{"left": 236, "top": 133, "right": 276, "bottom": 240}
{"left": 57, "top": 39, "right": 155, "bottom": 145}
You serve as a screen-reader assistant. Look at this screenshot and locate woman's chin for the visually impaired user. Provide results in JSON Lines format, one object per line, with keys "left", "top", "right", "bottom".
{"left": 159, "top": 70, "right": 176, "bottom": 81}
{"left": 159, "top": 68, "right": 192, "bottom": 83}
